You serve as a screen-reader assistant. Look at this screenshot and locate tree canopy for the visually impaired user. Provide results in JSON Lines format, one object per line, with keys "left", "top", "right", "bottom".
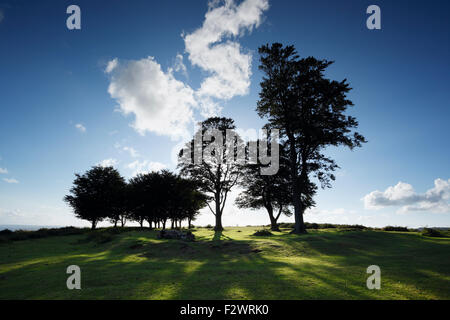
{"left": 257, "top": 43, "right": 366, "bottom": 233}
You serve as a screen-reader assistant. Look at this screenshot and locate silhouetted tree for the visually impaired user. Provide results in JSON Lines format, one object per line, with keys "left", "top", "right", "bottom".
{"left": 127, "top": 170, "right": 207, "bottom": 230}
{"left": 176, "top": 178, "right": 208, "bottom": 229}
{"left": 257, "top": 43, "right": 366, "bottom": 234}
{"left": 235, "top": 143, "right": 298, "bottom": 231}
{"left": 64, "top": 166, "right": 126, "bottom": 229}
{"left": 178, "top": 117, "right": 243, "bottom": 231}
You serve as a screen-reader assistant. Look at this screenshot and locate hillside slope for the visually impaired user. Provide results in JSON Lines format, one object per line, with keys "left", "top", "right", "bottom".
{"left": 0, "top": 227, "right": 449, "bottom": 299}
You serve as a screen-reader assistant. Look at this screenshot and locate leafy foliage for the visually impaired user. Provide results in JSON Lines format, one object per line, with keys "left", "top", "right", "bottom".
{"left": 178, "top": 117, "right": 244, "bottom": 231}
{"left": 257, "top": 43, "right": 366, "bottom": 233}
{"left": 64, "top": 166, "right": 126, "bottom": 229}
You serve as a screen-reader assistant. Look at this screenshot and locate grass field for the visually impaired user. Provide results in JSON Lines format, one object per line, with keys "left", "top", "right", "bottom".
{"left": 0, "top": 227, "right": 449, "bottom": 299}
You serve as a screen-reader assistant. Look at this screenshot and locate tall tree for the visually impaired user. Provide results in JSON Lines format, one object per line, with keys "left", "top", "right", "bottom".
{"left": 235, "top": 142, "right": 298, "bottom": 231}
{"left": 64, "top": 166, "right": 126, "bottom": 229}
{"left": 178, "top": 117, "right": 243, "bottom": 231}
{"left": 257, "top": 43, "right": 366, "bottom": 234}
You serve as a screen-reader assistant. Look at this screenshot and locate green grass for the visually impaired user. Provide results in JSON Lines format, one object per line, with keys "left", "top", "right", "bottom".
{"left": 0, "top": 227, "right": 449, "bottom": 299}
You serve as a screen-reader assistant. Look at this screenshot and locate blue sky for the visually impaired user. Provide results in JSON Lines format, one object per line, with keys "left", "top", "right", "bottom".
{"left": 0, "top": 0, "right": 449, "bottom": 228}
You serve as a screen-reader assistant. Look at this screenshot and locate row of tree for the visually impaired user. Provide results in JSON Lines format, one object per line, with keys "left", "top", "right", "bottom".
{"left": 65, "top": 43, "right": 366, "bottom": 234}
{"left": 64, "top": 167, "right": 208, "bottom": 229}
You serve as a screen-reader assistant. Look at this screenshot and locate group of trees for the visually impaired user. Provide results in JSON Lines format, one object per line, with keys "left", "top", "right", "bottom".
{"left": 65, "top": 43, "right": 366, "bottom": 234}
{"left": 64, "top": 167, "right": 208, "bottom": 229}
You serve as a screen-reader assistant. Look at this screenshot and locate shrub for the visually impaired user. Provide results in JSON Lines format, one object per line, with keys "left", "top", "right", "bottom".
{"left": 383, "top": 226, "right": 409, "bottom": 232}
{"left": 319, "top": 223, "right": 336, "bottom": 229}
{"left": 337, "top": 224, "right": 367, "bottom": 230}
{"left": 252, "top": 229, "right": 273, "bottom": 236}
{"left": 278, "top": 223, "right": 295, "bottom": 229}
{"left": 205, "top": 224, "right": 213, "bottom": 229}
{"left": 305, "top": 222, "right": 319, "bottom": 229}
{"left": 421, "top": 228, "right": 444, "bottom": 238}
{"left": 0, "top": 229, "right": 13, "bottom": 235}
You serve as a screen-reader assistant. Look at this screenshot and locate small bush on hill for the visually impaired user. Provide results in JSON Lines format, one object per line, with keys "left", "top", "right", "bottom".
{"left": 252, "top": 229, "right": 273, "bottom": 236}
{"left": 421, "top": 228, "right": 445, "bottom": 238}
{"left": 383, "top": 226, "right": 409, "bottom": 232}
{"left": 278, "top": 223, "right": 295, "bottom": 229}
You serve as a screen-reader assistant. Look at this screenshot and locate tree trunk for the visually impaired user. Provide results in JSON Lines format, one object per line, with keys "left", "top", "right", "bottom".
{"left": 114, "top": 220, "right": 117, "bottom": 228}
{"left": 91, "top": 220, "right": 97, "bottom": 230}
{"left": 214, "top": 192, "right": 223, "bottom": 231}
{"left": 288, "top": 135, "right": 306, "bottom": 234}
{"left": 266, "top": 205, "right": 279, "bottom": 231}
{"left": 162, "top": 219, "right": 166, "bottom": 230}
{"left": 188, "top": 217, "right": 192, "bottom": 229}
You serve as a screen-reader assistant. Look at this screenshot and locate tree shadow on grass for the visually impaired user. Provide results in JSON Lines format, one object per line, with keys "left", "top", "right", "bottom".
{"left": 1, "top": 230, "right": 449, "bottom": 299}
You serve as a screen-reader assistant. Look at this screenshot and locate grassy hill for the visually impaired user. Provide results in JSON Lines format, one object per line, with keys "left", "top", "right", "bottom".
{"left": 0, "top": 227, "right": 449, "bottom": 299}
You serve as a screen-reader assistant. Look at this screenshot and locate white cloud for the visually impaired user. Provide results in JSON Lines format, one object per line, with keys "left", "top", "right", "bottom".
{"left": 306, "top": 208, "right": 356, "bottom": 215}
{"left": 3, "top": 178, "right": 19, "bottom": 184}
{"left": 184, "top": 0, "right": 269, "bottom": 116}
{"left": 0, "top": 167, "right": 8, "bottom": 174}
{"left": 107, "top": 56, "right": 196, "bottom": 140}
{"left": 105, "top": 58, "right": 118, "bottom": 74}
{"left": 363, "top": 179, "right": 450, "bottom": 214}
{"left": 75, "top": 123, "right": 86, "bottom": 133}
{"left": 98, "top": 158, "right": 119, "bottom": 167}
{"left": 106, "top": 0, "right": 269, "bottom": 139}
{"left": 0, "top": 208, "right": 23, "bottom": 219}
{"left": 127, "top": 160, "right": 167, "bottom": 177}
{"left": 123, "top": 146, "right": 139, "bottom": 158}
{"left": 173, "top": 53, "right": 188, "bottom": 78}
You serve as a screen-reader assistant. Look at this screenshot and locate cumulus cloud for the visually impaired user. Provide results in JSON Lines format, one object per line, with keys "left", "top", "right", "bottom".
{"left": 106, "top": 0, "right": 269, "bottom": 140}
{"left": 98, "top": 158, "right": 119, "bottom": 167}
{"left": 75, "top": 123, "right": 86, "bottom": 133}
{"left": 184, "top": 0, "right": 269, "bottom": 115}
{"left": 363, "top": 179, "right": 450, "bottom": 214}
{"left": 107, "top": 57, "right": 196, "bottom": 140}
{"left": 0, "top": 167, "right": 8, "bottom": 174}
{"left": 3, "top": 178, "right": 19, "bottom": 184}
{"left": 127, "top": 160, "right": 167, "bottom": 177}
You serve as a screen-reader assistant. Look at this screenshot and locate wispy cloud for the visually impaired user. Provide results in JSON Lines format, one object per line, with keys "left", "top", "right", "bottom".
{"left": 75, "top": 123, "right": 86, "bottom": 133}
{"left": 3, "top": 178, "right": 19, "bottom": 184}
{"left": 122, "top": 146, "right": 139, "bottom": 158}
{"left": 97, "top": 158, "right": 119, "bottom": 167}
{"left": 127, "top": 160, "right": 167, "bottom": 177}
{"left": 0, "top": 167, "right": 8, "bottom": 174}
{"left": 363, "top": 179, "right": 450, "bottom": 214}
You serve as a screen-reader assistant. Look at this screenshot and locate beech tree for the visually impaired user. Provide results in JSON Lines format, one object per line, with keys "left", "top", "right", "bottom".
{"left": 178, "top": 117, "right": 243, "bottom": 231}
{"left": 235, "top": 142, "right": 295, "bottom": 231}
{"left": 257, "top": 43, "right": 366, "bottom": 234}
{"left": 64, "top": 166, "right": 126, "bottom": 229}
